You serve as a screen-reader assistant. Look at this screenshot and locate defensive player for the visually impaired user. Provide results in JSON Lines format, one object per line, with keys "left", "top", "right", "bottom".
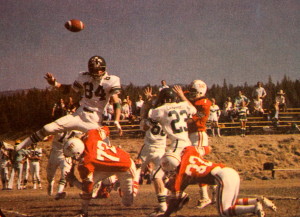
{"left": 46, "top": 130, "right": 83, "bottom": 199}
{"left": 16, "top": 55, "right": 123, "bottom": 152}
{"left": 160, "top": 147, "right": 277, "bottom": 217}
{"left": 185, "top": 80, "right": 214, "bottom": 208}
{"left": 64, "top": 127, "right": 138, "bottom": 217}
{"left": 136, "top": 87, "right": 168, "bottom": 216}
{"left": 28, "top": 143, "right": 43, "bottom": 189}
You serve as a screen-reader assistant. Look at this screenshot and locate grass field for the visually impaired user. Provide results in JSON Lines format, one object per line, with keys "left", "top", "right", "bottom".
{"left": 0, "top": 178, "right": 299, "bottom": 217}
{"left": 0, "top": 134, "right": 299, "bottom": 217}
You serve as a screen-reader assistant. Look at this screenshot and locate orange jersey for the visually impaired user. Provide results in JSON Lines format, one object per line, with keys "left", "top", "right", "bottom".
{"left": 79, "top": 129, "right": 132, "bottom": 179}
{"left": 188, "top": 97, "right": 211, "bottom": 133}
{"left": 174, "top": 146, "right": 224, "bottom": 192}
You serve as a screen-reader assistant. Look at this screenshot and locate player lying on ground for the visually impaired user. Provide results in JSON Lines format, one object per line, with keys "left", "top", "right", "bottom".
{"left": 160, "top": 146, "right": 277, "bottom": 217}
{"left": 63, "top": 126, "right": 139, "bottom": 217}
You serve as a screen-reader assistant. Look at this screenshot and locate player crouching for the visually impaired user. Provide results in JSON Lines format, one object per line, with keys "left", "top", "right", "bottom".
{"left": 159, "top": 148, "right": 277, "bottom": 217}
{"left": 63, "top": 126, "right": 139, "bottom": 217}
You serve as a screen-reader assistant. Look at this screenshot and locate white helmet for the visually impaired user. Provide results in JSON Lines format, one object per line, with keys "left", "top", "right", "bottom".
{"left": 189, "top": 80, "right": 207, "bottom": 99}
{"left": 63, "top": 137, "right": 85, "bottom": 159}
{"left": 160, "top": 152, "right": 181, "bottom": 173}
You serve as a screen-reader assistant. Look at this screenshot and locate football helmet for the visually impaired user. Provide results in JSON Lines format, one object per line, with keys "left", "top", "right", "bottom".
{"left": 88, "top": 55, "right": 106, "bottom": 78}
{"left": 156, "top": 88, "right": 177, "bottom": 106}
{"left": 63, "top": 137, "right": 85, "bottom": 160}
{"left": 188, "top": 80, "right": 207, "bottom": 99}
{"left": 160, "top": 152, "right": 181, "bottom": 173}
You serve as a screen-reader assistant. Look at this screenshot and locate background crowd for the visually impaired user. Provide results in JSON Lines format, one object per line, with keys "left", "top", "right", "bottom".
{"left": 0, "top": 75, "right": 298, "bottom": 135}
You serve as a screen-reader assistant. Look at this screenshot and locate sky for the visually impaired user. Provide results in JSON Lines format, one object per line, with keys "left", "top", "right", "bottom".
{"left": 0, "top": 0, "right": 299, "bottom": 91}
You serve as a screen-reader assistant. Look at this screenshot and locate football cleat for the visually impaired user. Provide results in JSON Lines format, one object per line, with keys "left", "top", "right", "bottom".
{"left": 148, "top": 207, "right": 166, "bottom": 217}
{"left": 196, "top": 198, "right": 212, "bottom": 209}
{"left": 55, "top": 192, "right": 67, "bottom": 200}
{"left": 258, "top": 196, "right": 277, "bottom": 212}
{"left": 255, "top": 202, "right": 266, "bottom": 217}
{"left": 177, "top": 193, "right": 190, "bottom": 211}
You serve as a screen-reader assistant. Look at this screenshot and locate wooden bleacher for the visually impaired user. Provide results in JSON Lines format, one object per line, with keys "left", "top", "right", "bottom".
{"left": 106, "top": 108, "right": 300, "bottom": 137}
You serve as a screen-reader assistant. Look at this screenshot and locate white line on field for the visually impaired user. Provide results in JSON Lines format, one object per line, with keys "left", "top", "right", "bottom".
{"left": 0, "top": 209, "right": 33, "bottom": 217}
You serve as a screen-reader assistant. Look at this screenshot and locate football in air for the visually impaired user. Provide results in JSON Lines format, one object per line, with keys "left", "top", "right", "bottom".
{"left": 64, "top": 19, "right": 84, "bottom": 32}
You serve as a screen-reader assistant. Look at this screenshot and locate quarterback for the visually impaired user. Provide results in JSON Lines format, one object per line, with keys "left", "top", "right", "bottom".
{"left": 16, "top": 56, "right": 122, "bottom": 151}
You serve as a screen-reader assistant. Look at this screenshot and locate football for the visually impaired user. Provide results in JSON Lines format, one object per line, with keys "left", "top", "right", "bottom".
{"left": 64, "top": 19, "right": 84, "bottom": 32}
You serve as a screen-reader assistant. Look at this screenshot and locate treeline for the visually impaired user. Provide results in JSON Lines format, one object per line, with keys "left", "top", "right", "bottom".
{"left": 0, "top": 75, "right": 299, "bottom": 134}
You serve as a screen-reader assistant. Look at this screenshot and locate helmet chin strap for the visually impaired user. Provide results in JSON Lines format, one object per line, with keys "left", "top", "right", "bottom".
{"left": 90, "top": 71, "right": 106, "bottom": 80}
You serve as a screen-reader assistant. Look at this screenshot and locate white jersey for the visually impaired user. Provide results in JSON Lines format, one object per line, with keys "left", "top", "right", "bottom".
{"left": 28, "top": 147, "right": 42, "bottom": 161}
{"left": 209, "top": 104, "right": 220, "bottom": 122}
{"left": 137, "top": 120, "right": 167, "bottom": 179}
{"left": 143, "top": 120, "right": 167, "bottom": 149}
{"left": 72, "top": 72, "right": 121, "bottom": 113}
{"left": 149, "top": 101, "right": 196, "bottom": 152}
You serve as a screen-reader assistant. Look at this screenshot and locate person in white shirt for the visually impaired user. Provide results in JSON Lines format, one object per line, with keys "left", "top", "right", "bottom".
{"left": 208, "top": 98, "right": 221, "bottom": 137}
{"left": 252, "top": 95, "right": 264, "bottom": 116}
{"left": 158, "top": 80, "right": 169, "bottom": 92}
{"left": 135, "top": 95, "right": 144, "bottom": 116}
{"left": 275, "top": 90, "right": 287, "bottom": 112}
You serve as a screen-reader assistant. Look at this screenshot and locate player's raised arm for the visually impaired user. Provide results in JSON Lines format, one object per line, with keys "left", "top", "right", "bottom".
{"left": 44, "top": 72, "right": 72, "bottom": 94}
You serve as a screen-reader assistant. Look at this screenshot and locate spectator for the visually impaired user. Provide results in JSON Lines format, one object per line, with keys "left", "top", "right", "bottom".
{"left": 234, "top": 90, "right": 250, "bottom": 111}
{"left": 252, "top": 95, "right": 264, "bottom": 116}
{"left": 252, "top": 81, "right": 267, "bottom": 100}
{"left": 105, "top": 99, "right": 114, "bottom": 121}
{"left": 275, "top": 89, "right": 287, "bottom": 112}
{"left": 125, "top": 95, "right": 133, "bottom": 115}
{"left": 269, "top": 101, "right": 279, "bottom": 128}
{"left": 52, "top": 98, "right": 66, "bottom": 120}
{"left": 237, "top": 101, "right": 249, "bottom": 137}
{"left": 223, "top": 97, "right": 234, "bottom": 122}
{"left": 135, "top": 95, "right": 144, "bottom": 116}
{"left": 121, "top": 99, "right": 131, "bottom": 120}
{"left": 65, "top": 97, "right": 77, "bottom": 115}
{"left": 159, "top": 80, "right": 169, "bottom": 92}
{"left": 208, "top": 98, "right": 221, "bottom": 137}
